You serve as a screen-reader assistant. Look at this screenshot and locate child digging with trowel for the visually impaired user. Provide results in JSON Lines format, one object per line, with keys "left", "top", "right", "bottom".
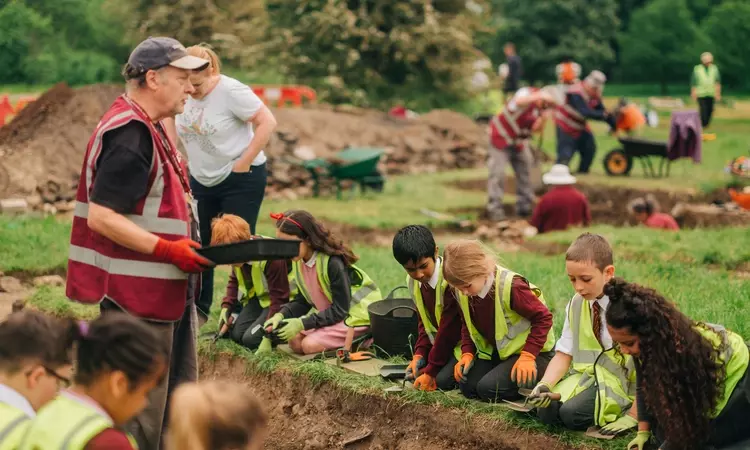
{"left": 210, "top": 214, "right": 293, "bottom": 353}
{"left": 528, "top": 233, "right": 638, "bottom": 437}
{"left": 264, "top": 210, "right": 382, "bottom": 356}
{"left": 392, "top": 225, "right": 462, "bottom": 391}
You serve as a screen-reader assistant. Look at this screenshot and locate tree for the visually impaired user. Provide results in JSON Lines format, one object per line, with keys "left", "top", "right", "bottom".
{"left": 0, "top": 1, "right": 51, "bottom": 83}
{"left": 703, "top": 1, "right": 750, "bottom": 89}
{"left": 478, "top": 0, "right": 619, "bottom": 84}
{"left": 266, "top": 0, "right": 488, "bottom": 109}
{"left": 619, "top": 0, "right": 710, "bottom": 94}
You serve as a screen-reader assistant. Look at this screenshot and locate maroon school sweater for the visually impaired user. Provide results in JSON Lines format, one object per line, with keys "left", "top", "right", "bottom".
{"left": 530, "top": 185, "right": 591, "bottom": 234}
{"left": 221, "top": 260, "right": 291, "bottom": 319}
{"left": 413, "top": 281, "right": 462, "bottom": 378}
{"left": 459, "top": 276, "right": 553, "bottom": 357}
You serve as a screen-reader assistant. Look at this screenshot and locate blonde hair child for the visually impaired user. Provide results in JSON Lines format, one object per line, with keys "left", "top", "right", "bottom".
{"left": 442, "top": 239, "right": 556, "bottom": 403}
{"left": 166, "top": 381, "right": 267, "bottom": 450}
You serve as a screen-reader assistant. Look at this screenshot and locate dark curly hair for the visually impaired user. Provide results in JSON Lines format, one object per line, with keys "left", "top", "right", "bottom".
{"left": 274, "top": 210, "right": 358, "bottom": 266}
{"left": 604, "top": 278, "right": 725, "bottom": 450}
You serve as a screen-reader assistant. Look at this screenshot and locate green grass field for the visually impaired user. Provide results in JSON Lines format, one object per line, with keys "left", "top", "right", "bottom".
{"left": 0, "top": 88, "right": 747, "bottom": 450}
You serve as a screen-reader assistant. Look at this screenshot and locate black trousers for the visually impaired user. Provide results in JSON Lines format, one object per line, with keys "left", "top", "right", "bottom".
{"left": 460, "top": 351, "right": 554, "bottom": 402}
{"left": 435, "top": 355, "right": 459, "bottom": 391}
{"left": 190, "top": 164, "right": 267, "bottom": 318}
{"left": 651, "top": 367, "right": 750, "bottom": 450}
{"left": 537, "top": 384, "right": 596, "bottom": 431}
{"left": 698, "top": 96, "right": 715, "bottom": 129}
{"left": 229, "top": 299, "right": 268, "bottom": 351}
{"left": 556, "top": 127, "right": 596, "bottom": 174}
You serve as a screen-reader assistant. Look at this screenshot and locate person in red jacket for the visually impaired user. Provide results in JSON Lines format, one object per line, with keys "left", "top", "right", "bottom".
{"left": 628, "top": 195, "right": 679, "bottom": 231}
{"left": 392, "top": 225, "right": 462, "bottom": 391}
{"left": 530, "top": 164, "right": 591, "bottom": 234}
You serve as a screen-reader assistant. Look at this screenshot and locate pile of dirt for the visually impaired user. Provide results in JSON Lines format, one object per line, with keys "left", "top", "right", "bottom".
{"left": 0, "top": 83, "right": 123, "bottom": 204}
{"left": 1, "top": 84, "right": 490, "bottom": 204}
{"left": 201, "top": 354, "right": 582, "bottom": 450}
{"left": 264, "top": 106, "right": 488, "bottom": 200}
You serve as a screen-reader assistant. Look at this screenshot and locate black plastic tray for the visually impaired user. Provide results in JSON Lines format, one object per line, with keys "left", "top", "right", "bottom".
{"left": 196, "top": 238, "right": 301, "bottom": 265}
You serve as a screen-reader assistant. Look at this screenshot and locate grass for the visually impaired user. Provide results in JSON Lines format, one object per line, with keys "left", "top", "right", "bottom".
{"left": 531, "top": 225, "right": 750, "bottom": 271}
{"left": 0, "top": 215, "right": 72, "bottom": 274}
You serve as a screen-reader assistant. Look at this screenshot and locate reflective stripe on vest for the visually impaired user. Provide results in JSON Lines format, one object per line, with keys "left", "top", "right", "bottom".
{"left": 66, "top": 96, "right": 191, "bottom": 321}
{"left": 554, "top": 83, "right": 590, "bottom": 134}
{"left": 0, "top": 403, "right": 29, "bottom": 450}
{"left": 457, "top": 266, "right": 556, "bottom": 360}
{"left": 490, "top": 100, "right": 538, "bottom": 150}
{"left": 19, "top": 394, "right": 139, "bottom": 450}
{"left": 694, "top": 65, "right": 719, "bottom": 98}
{"left": 698, "top": 323, "right": 749, "bottom": 416}
{"left": 408, "top": 263, "right": 463, "bottom": 361}
{"left": 291, "top": 253, "right": 382, "bottom": 328}
{"left": 235, "top": 262, "right": 270, "bottom": 308}
{"left": 566, "top": 295, "right": 636, "bottom": 425}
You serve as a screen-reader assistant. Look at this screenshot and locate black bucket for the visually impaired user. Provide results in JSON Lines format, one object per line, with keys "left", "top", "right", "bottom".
{"left": 367, "top": 286, "right": 418, "bottom": 358}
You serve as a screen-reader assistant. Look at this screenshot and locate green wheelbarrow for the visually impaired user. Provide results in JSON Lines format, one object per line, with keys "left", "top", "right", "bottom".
{"left": 302, "top": 147, "right": 386, "bottom": 200}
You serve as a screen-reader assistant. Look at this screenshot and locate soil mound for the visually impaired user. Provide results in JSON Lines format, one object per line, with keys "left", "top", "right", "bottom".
{"left": 0, "top": 83, "right": 123, "bottom": 201}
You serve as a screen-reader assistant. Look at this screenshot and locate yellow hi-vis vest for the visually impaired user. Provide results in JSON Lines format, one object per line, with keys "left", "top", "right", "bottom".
{"left": 407, "top": 259, "right": 462, "bottom": 361}
{"left": 19, "top": 394, "right": 138, "bottom": 450}
{"left": 556, "top": 295, "right": 637, "bottom": 427}
{"left": 694, "top": 64, "right": 719, "bottom": 98}
{"left": 291, "top": 253, "right": 382, "bottom": 328}
{"left": 0, "top": 402, "right": 29, "bottom": 450}
{"left": 697, "top": 323, "right": 749, "bottom": 417}
{"left": 234, "top": 261, "right": 272, "bottom": 309}
{"left": 456, "top": 266, "right": 556, "bottom": 361}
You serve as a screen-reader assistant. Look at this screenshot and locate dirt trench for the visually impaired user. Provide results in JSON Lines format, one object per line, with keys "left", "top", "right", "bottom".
{"left": 451, "top": 178, "right": 744, "bottom": 229}
{"left": 200, "top": 355, "right": 580, "bottom": 450}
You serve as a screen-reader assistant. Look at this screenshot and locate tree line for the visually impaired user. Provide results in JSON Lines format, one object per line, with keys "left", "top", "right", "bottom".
{"left": 1, "top": 0, "right": 747, "bottom": 107}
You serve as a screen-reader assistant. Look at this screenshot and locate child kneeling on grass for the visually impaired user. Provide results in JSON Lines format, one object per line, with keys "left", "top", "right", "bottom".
{"left": 442, "top": 239, "right": 556, "bottom": 403}
{"left": 166, "top": 380, "right": 267, "bottom": 450}
{"left": 528, "top": 233, "right": 637, "bottom": 434}
{"left": 392, "top": 225, "right": 462, "bottom": 391}
{"left": 211, "top": 214, "right": 293, "bottom": 352}
{"left": 264, "top": 210, "right": 382, "bottom": 355}
{"left": 0, "top": 309, "right": 78, "bottom": 448}
{"left": 20, "top": 314, "right": 168, "bottom": 450}
{"left": 605, "top": 278, "right": 750, "bottom": 450}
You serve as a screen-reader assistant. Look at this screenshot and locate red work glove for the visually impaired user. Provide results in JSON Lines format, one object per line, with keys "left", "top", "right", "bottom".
{"left": 152, "top": 238, "right": 213, "bottom": 273}
{"left": 510, "top": 351, "right": 538, "bottom": 389}
{"left": 413, "top": 373, "right": 437, "bottom": 391}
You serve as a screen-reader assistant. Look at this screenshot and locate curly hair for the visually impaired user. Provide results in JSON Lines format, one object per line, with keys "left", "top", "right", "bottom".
{"left": 604, "top": 278, "right": 725, "bottom": 450}
{"left": 274, "top": 210, "right": 358, "bottom": 266}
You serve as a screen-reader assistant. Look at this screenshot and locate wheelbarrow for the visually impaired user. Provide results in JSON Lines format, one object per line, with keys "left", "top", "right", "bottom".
{"left": 603, "top": 137, "right": 671, "bottom": 178}
{"left": 302, "top": 147, "right": 385, "bottom": 200}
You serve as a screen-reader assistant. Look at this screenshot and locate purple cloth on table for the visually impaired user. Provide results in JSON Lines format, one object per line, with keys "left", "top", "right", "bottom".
{"left": 667, "top": 110, "right": 702, "bottom": 162}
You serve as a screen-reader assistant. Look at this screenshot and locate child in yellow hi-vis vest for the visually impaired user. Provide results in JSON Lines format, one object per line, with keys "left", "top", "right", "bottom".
{"left": 0, "top": 310, "right": 78, "bottom": 450}
{"left": 20, "top": 314, "right": 169, "bottom": 450}
{"left": 211, "top": 214, "right": 293, "bottom": 353}
{"left": 265, "top": 210, "right": 382, "bottom": 355}
{"left": 605, "top": 278, "right": 750, "bottom": 450}
{"left": 529, "top": 233, "right": 637, "bottom": 434}
{"left": 442, "top": 239, "right": 556, "bottom": 403}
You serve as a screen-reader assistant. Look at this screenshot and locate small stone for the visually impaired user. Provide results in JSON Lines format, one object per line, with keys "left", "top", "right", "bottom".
{"left": 32, "top": 275, "right": 65, "bottom": 287}
{"left": 0, "top": 198, "right": 29, "bottom": 215}
{"left": 0, "top": 277, "right": 24, "bottom": 293}
{"left": 291, "top": 403, "right": 302, "bottom": 416}
{"left": 42, "top": 204, "right": 57, "bottom": 215}
{"left": 54, "top": 200, "right": 75, "bottom": 213}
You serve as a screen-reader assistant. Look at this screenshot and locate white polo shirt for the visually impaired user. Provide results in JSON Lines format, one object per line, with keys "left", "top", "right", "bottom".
{"left": 0, "top": 383, "right": 35, "bottom": 417}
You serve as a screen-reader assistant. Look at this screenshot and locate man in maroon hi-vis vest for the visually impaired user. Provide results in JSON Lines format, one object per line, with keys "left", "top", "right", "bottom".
{"left": 66, "top": 37, "right": 213, "bottom": 450}
{"left": 486, "top": 87, "right": 559, "bottom": 221}
{"left": 553, "top": 70, "right": 616, "bottom": 174}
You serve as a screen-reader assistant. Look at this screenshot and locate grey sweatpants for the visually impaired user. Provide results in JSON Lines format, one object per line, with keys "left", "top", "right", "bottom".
{"left": 487, "top": 144, "right": 535, "bottom": 219}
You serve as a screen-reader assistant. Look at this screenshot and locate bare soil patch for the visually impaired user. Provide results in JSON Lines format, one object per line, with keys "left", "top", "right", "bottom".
{"left": 200, "top": 354, "right": 584, "bottom": 450}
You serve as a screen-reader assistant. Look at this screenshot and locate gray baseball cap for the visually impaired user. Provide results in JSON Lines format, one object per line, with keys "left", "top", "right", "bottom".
{"left": 125, "top": 37, "right": 209, "bottom": 78}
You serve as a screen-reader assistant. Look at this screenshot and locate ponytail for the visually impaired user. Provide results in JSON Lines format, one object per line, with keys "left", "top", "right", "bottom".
{"left": 273, "top": 210, "right": 358, "bottom": 266}
{"left": 75, "top": 314, "right": 169, "bottom": 391}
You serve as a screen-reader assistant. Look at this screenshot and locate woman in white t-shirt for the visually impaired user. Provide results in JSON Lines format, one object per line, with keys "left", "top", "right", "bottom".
{"left": 165, "top": 44, "right": 277, "bottom": 322}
